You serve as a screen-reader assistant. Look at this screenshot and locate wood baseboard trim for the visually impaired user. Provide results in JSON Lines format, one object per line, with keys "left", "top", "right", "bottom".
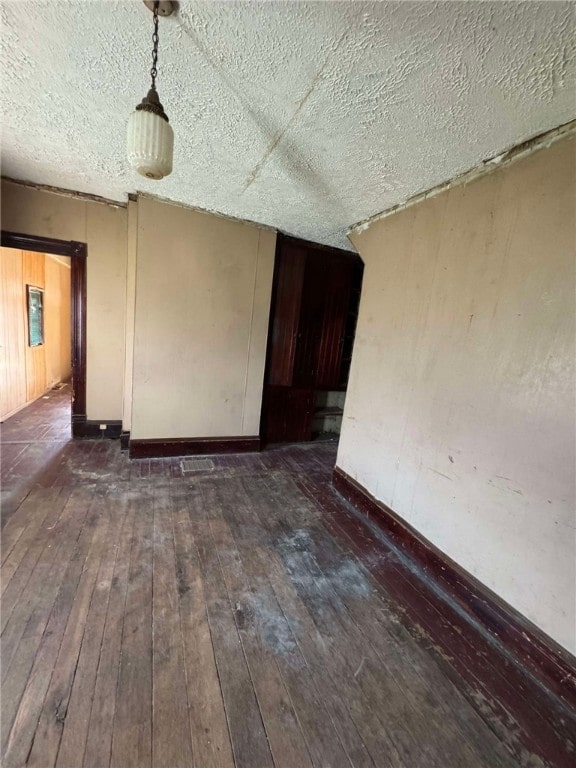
{"left": 332, "top": 466, "right": 576, "bottom": 767}
{"left": 120, "top": 431, "right": 130, "bottom": 451}
{"left": 72, "top": 415, "right": 122, "bottom": 439}
{"left": 129, "top": 436, "right": 261, "bottom": 459}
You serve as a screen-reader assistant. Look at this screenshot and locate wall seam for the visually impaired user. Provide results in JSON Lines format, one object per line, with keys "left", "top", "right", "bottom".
{"left": 241, "top": 229, "right": 261, "bottom": 436}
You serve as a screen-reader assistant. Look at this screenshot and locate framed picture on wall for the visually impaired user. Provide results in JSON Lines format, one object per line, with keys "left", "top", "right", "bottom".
{"left": 26, "top": 285, "right": 44, "bottom": 347}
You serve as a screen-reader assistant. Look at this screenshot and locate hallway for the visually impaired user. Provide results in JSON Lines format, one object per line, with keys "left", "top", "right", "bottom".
{"left": 0, "top": 397, "right": 561, "bottom": 767}
{"left": 1, "top": 385, "right": 71, "bottom": 525}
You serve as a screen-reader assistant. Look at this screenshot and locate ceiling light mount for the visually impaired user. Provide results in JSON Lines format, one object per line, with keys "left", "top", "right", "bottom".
{"left": 143, "top": 1, "right": 174, "bottom": 17}
{"left": 127, "top": 0, "right": 174, "bottom": 180}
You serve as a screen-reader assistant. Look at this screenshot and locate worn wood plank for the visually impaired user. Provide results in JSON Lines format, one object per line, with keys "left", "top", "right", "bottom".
{"left": 201, "top": 481, "right": 314, "bottom": 768}
{"left": 0, "top": 487, "right": 85, "bottom": 725}
{"left": 110, "top": 494, "right": 154, "bottom": 768}
{"left": 1, "top": 487, "right": 62, "bottom": 594}
{"left": 25, "top": 493, "right": 114, "bottom": 767}
{"left": 171, "top": 489, "right": 235, "bottom": 768}
{"left": 190, "top": 484, "right": 275, "bottom": 768}
{"left": 229, "top": 476, "right": 382, "bottom": 768}
{"left": 0, "top": 392, "right": 546, "bottom": 768}
{"left": 83, "top": 497, "right": 136, "bottom": 768}
{"left": 1, "top": 489, "right": 68, "bottom": 633}
{"left": 151, "top": 489, "right": 194, "bottom": 768}
{"left": 54, "top": 495, "right": 130, "bottom": 768}
{"left": 2, "top": 490, "right": 103, "bottom": 767}
{"left": 296, "top": 475, "right": 519, "bottom": 768}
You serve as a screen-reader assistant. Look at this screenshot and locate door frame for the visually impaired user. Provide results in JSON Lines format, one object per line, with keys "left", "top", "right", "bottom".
{"left": 1, "top": 230, "right": 87, "bottom": 433}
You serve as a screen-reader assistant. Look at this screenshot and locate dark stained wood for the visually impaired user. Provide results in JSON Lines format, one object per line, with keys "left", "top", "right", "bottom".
{"left": 151, "top": 491, "right": 194, "bottom": 767}
{"left": 2, "top": 490, "right": 102, "bottom": 767}
{"left": 267, "top": 242, "right": 307, "bottom": 386}
{"left": 56, "top": 496, "right": 130, "bottom": 768}
{"left": 129, "top": 436, "right": 261, "bottom": 459}
{"left": 202, "top": 481, "right": 314, "bottom": 768}
{"left": 314, "top": 257, "right": 354, "bottom": 387}
{"left": 69, "top": 245, "right": 86, "bottom": 419}
{"left": 1, "top": 392, "right": 563, "bottom": 768}
{"left": 263, "top": 386, "right": 315, "bottom": 443}
{"left": 83, "top": 500, "right": 136, "bottom": 768}
{"left": 110, "top": 493, "right": 154, "bottom": 768}
{"left": 191, "top": 485, "right": 275, "bottom": 768}
{"left": 1, "top": 230, "right": 87, "bottom": 421}
{"left": 326, "top": 468, "right": 576, "bottom": 768}
{"left": 26, "top": 495, "right": 115, "bottom": 767}
{"left": 332, "top": 466, "right": 576, "bottom": 710}
{"left": 223, "top": 476, "right": 376, "bottom": 768}
{"left": 262, "top": 233, "right": 363, "bottom": 444}
{"left": 0, "top": 490, "right": 69, "bottom": 636}
{"left": 172, "top": 494, "right": 235, "bottom": 768}
{"left": 72, "top": 417, "right": 122, "bottom": 439}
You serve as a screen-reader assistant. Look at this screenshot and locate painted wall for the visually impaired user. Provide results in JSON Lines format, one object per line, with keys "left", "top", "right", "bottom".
{"left": 1, "top": 181, "right": 128, "bottom": 420}
{"left": 0, "top": 249, "right": 71, "bottom": 419}
{"left": 341, "top": 134, "right": 576, "bottom": 654}
{"left": 131, "top": 197, "right": 275, "bottom": 440}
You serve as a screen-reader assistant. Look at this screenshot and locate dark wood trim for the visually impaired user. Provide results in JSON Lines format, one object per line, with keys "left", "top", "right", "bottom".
{"left": 129, "top": 436, "right": 261, "bottom": 459}
{"left": 280, "top": 232, "right": 361, "bottom": 261}
{"left": 1, "top": 230, "right": 87, "bottom": 420}
{"left": 72, "top": 415, "right": 122, "bottom": 439}
{"left": 120, "top": 431, "right": 131, "bottom": 451}
{"left": 332, "top": 466, "right": 576, "bottom": 711}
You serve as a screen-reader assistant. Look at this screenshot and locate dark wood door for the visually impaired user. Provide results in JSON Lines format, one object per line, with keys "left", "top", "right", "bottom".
{"left": 262, "top": 235, "right": 363, "bottom": 444}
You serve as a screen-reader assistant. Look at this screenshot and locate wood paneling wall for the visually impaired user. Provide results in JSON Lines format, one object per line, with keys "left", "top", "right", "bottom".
{"left": 0, "top": 248, "right": 27, "bottom": 418}
{"left": 23, "top": 250, "right": 46, "bottom": 402}
{"left": 0, "top": 248, "right": 71, "bottom": 421}
{"left": 45, "top": 256, "right": 72, "bottom": 388}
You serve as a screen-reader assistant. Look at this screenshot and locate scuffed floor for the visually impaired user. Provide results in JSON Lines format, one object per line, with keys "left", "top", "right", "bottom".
{"left": 0, "top": 392, "right": 545, "bottom": 767}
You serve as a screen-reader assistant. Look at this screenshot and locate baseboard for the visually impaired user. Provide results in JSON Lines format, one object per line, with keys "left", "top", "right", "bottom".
{"left": 129, "top": 436, "right": 261, "bottom": 459}
{"left": 332, "top": 466, "right": 576, "bottom": 767}
{"left": 72, "top": 415, "right": 122, "bottom": 439}
{"left": 120, "top": 431, "right": 130, "bottom": 451}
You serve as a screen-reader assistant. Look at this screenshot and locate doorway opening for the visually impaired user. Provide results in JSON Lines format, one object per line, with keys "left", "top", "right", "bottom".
{"left": 0, "top": 231, "right": 87, "bottom": 435}
{"left": 260, "top": 234, "right": 363, "bottom": 448}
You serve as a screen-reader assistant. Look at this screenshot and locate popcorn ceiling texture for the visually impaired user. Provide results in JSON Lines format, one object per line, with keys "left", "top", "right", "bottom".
{"left": 1, "top": 1, "right": 575, "bottom": 248}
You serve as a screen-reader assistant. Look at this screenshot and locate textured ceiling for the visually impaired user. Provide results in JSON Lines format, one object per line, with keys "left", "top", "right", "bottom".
{"left": 2, "top": 1, "right": 575, "bottom": 248}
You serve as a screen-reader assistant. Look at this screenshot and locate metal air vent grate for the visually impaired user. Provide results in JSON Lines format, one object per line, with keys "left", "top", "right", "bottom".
{"left": 180, "top": 458, "right": 215, "bottom": 473}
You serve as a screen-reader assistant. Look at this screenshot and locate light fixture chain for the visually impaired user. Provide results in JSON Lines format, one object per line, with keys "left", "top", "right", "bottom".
{"left": 150, "top": 1, "right": 159, "bottom": 91}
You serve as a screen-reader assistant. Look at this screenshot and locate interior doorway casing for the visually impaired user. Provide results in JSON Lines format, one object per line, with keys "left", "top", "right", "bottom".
{"left": 1, "top": 230, "right": 86, "bottom": 435}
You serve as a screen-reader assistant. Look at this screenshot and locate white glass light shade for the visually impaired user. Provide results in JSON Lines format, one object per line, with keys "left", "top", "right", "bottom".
{"left": 127, "top": 109, "right": 173, "bottom": 180}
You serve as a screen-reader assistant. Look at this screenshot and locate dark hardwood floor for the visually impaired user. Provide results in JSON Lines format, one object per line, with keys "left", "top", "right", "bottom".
{"left": 0, "top": 391, "right": 540, "bottom": 767}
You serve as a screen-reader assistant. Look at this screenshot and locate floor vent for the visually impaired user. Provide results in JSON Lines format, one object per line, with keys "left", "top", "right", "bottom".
{"left": 180, "top": 458, "right": 215, "bottom": 473}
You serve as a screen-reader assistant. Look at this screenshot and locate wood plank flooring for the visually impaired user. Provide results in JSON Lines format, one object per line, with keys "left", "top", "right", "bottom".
{"left": 0, "top": 391, "right": 543, "bottom": 767}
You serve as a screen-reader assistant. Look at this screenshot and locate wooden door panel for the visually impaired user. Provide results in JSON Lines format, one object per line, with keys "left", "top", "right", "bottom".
{"left": 263, "top": 386, "right": 314, "bottom": 443}
{"left": 315, "top": 259, "right": 354, "bottom": 388}
{"left": 268, "top": 246, "right": 306, "bottom": 386}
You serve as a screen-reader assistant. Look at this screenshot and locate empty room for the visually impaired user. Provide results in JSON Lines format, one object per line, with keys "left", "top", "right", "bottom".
{"left": 0, "top": 1, "right": 574, "bottom": 767}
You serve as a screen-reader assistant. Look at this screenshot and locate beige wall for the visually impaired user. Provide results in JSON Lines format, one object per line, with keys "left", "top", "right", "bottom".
{"left": 1, "top": 181, "right": 128, "bottom": 420}
{"left": 131, "top": 197, "right": 275, "bottom": 440}
{"left": 342, "top": 134, "right": 576, "bottom": 653}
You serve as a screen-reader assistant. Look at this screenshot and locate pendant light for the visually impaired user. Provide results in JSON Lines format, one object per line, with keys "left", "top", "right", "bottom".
{"left": 127, "top": 1, "right": 174, "bottom": 180}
